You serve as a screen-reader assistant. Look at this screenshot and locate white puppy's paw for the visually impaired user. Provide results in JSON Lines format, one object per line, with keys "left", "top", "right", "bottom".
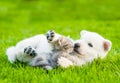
{"left": 46, "top": 30, "right": 55, "bottom": 42}
{"left": 58, "top": 57, "right": 73, "bottom": 68}
{"left": 24, "top": 46, "right": 37, "bottom": 57}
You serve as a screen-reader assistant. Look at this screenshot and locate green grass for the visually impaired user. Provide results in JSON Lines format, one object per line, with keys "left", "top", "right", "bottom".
{"left": 0, "top": 0, "right": 120, "bottom": 83}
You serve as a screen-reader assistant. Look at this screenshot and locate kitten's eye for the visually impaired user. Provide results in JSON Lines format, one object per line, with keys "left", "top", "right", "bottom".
{"left": 64, "top": 44, "right": 69, "bottom": 49}
{"left": 88, "top": 43, "right": 93, "bottom": 47}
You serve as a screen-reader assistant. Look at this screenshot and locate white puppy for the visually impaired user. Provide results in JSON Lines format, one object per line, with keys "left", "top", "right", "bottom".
{"left": 58, "top": 30, "right": 112, "bottom": 68}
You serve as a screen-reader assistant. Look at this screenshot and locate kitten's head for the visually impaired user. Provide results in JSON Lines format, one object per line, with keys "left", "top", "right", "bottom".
{"left": 55, "top": 37, "right": 74, "bottom": 53}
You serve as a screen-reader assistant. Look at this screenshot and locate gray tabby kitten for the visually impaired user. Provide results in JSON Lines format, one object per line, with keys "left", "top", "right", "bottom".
{"left": 25, "top": 30, "right": 73, "bottom": 70}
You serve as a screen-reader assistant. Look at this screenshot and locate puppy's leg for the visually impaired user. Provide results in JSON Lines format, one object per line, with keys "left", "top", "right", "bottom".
{"left": 6, "top": 46, "right": 30, "bottom": 63}
{"left": 46, "top": 30, "right": 66, "bottom": 50}
{"left": 58, "top": 57, "right": 73, "bottom": 68}
{"left": 11, "top": 46, "right": 37, "bottom": 62}
{"left": 46, "top": 30, "right": 61, "bottom": 43}
{"left": 46, "top": 30, "right": 73, "bottom": 49}
{"left": 24, "top": 46, "right": 37, "bottom": 57}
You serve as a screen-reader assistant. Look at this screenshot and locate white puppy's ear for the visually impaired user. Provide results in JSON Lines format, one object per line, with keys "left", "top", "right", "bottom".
{"left": 103, "top": 39, "right": 112, "bottom": 51}
{"left": 80, "top": 30, "right": 88, "bottom": 36}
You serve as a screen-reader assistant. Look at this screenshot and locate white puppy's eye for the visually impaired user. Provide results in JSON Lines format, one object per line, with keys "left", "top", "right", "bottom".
{"left": 88, "top": 43, "right": 93, "bottom": 47}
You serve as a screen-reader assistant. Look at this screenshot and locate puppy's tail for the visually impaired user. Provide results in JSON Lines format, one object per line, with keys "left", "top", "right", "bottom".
{"left": 6, "top": 46, "right": 17, "bottom": 63}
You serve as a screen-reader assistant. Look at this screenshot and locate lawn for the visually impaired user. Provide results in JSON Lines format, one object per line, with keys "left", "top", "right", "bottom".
{"left": 0, "top": 0, "right": 120, "bottom": 83}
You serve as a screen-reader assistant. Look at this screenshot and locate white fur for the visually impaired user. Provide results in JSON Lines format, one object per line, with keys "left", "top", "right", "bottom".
{"left": 58, "top": 30, "right": 112, "bottom": 68}
{"left": 6, "top": 33, "right": 61, "bottom": 63}
{"left": 58, "top": 57, "right": 73, "bottom": 68}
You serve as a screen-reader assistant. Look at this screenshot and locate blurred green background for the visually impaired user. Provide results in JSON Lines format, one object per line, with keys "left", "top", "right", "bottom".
{"left": 0, "top": 0, "right": 119, "bottom": 50}
{"left": 1, "top": 0, "right": 120, "bottom": 21}
{"left": 0, "top": 0, "right": 120, "bottom": 83}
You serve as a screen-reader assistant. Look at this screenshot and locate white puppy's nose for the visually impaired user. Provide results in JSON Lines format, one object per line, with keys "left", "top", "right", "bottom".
{"left": 74, "top": 43, "right": 80, "bottom": 48}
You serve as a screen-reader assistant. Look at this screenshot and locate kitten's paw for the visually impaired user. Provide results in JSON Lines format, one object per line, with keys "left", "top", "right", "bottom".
{"left": 46, "top": 30, "right": 55, "bottom": 42}
{"left": 24, "top": 46, "right": 36, "bottom": 57}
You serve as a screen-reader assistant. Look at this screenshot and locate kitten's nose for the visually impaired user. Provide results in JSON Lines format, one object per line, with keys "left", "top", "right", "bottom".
{"left": 74, "top": 43, "right": 80, "bottom": 48}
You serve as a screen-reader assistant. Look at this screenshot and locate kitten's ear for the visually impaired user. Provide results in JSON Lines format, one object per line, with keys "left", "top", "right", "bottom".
{"left": 80, "top": 30, "right": 88, "bottom": 36}
{"left": 58, "top": 37, "right": 64, "bottom": 46}
{"left": 103, "top": 39, "right": 112, "bottom": 51}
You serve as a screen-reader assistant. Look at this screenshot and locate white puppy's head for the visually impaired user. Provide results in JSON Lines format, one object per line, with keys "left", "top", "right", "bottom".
{"left": 74, "top": 30, "right": 112, "bottom": 59}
